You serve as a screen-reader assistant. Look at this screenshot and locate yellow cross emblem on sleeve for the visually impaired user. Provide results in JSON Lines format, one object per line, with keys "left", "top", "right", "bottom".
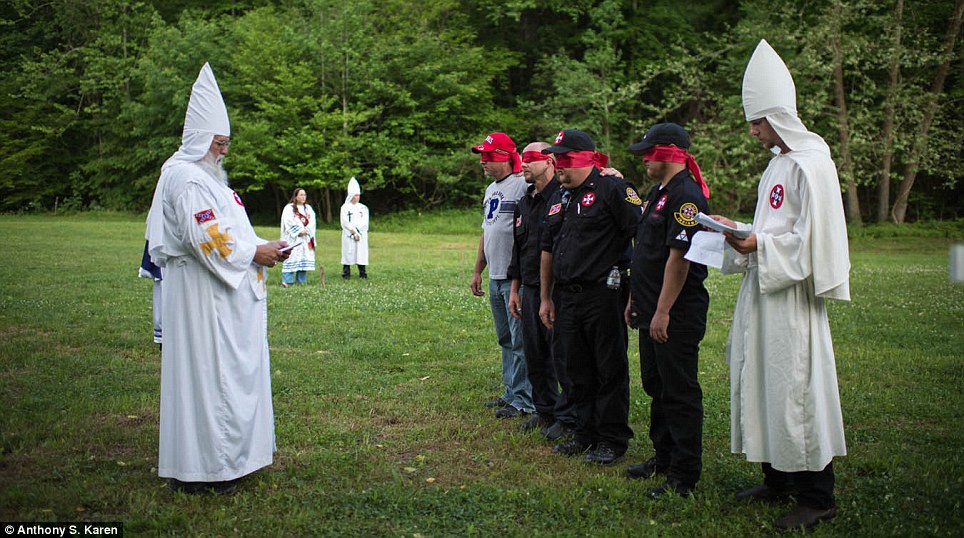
{"left": 199, "top": 224, "right": 234, "bottom": 258}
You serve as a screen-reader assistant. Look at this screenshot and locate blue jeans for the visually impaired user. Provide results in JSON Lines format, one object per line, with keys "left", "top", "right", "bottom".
{"left": 282, "top": 271, "right": 307, "bottom": 285}
{"left": 489, "top": 278, "right": 533, "bottom": 412}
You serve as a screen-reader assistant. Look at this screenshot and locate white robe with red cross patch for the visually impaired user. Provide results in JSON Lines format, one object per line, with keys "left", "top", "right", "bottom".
{"left": 721, "top": 149, "right": 849, "bottom": 473}
{"left": 147, "top": 161, "right": 275, "bottom": 482}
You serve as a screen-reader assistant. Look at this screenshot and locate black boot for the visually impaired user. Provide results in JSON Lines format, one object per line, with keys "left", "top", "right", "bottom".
{"left": 358, "top": 265, "right": 367, "bottom": 279}
{"left": 342, "top": 265, "right": 350, "bottom": 280}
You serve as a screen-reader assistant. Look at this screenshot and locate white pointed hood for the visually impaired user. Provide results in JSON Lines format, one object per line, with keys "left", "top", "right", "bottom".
{"left": 741, "top": 39, "right": 850, "bottom": 301}
{"left": 345, "top": 177, "right": 361, "bottom": 204}
{"left": 742, "top": 40, "right": 829, "bottom": 154}
{"left": 161, "top": 63, "right": 231, "bottom": 171}
{"left": 147, "top": 63, "right": 231, "bottom": 264}
{"left": 742, "top": 39, "right": 796, "bottom": 121}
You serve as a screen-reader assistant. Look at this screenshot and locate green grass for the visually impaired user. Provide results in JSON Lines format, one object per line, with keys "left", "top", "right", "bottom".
{"left": 0, "top": 212, "right": 962, "bottom": 537}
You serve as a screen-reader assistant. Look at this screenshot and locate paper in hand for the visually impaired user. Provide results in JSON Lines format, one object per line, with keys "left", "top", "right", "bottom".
{"left": 696, "top": 212, "right": 750, "bottom": 239}
{"left": 684, "top": 231, "right": 724, "bottom": 269}
{"left": 279, "top": 241, "right": 303, "bottom": 253}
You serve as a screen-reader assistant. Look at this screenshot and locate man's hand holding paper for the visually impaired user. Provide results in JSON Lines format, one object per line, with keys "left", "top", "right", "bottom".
{"left": 696, "top": 212, "right": 750, "bottom": 239}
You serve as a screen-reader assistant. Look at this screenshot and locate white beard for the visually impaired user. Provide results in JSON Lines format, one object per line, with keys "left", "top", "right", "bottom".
{"left": 197, "top": 153, "right": 229, "bottom": 185}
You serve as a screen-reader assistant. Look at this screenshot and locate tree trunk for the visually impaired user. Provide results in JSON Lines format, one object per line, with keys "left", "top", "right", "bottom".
{"left": 892, "top": 0, "right": 964, "bottom": 223}
{"left": 877, "top": 0, "right": 903, "bottom": 222}
{"left": 831, "top": 0, "right": 861, "bottom": 224}
{"left": 322, "top": 187, "right": 332, "bottom": 224}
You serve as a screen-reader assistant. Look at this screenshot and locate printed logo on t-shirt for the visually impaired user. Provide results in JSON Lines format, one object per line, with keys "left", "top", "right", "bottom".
{"left": 674, "top": 202, "right": 699, "bottom": 227}
{"left": 655, "top": 195, "right": 668, "bottom": 211}
{"left": 485, "top": 192, "right": 509, "bottom": 223}
{"left": 769, "top": 184, "right": 784, "bottom": 209}
{"left": 580, "top": 192, "right": 596, "bottom": 207}
{"left": 194, "top": 208, "right": 216, "bottom": 224}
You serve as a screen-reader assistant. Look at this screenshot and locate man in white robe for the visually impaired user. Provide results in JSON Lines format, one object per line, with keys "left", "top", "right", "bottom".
{"left": 340, "top": 177, "right": 370, "bottom": 279}
{"left": 145, "top": 63, "right": 289, "bottom": 494}
{"left": 711, "top": 40, "right": 850, "bottom": 532}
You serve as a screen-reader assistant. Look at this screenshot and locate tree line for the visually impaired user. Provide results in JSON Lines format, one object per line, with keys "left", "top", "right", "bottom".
{"left": 1, "top": 0, "right": 961, "bottom": 223}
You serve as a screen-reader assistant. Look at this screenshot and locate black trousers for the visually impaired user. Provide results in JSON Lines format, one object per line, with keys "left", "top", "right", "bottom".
{"left": 640, "top": 328, "right": 704, "bottom": 487}
{"left": 763, "top": 461, "right": 836, "bottom": 509}
{"left": 552, "top": 284, "right": 632, "bottom": 452}
{"left": 520, "top": 285, "right": 574, "bottom": 422}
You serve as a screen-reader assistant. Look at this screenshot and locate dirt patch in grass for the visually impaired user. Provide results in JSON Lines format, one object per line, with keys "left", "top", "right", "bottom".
{"left": 97, "top": 411, "right": 159, "bottom": 430}
{"left": 0, "top": 324, "right": 52, "bottom": 340}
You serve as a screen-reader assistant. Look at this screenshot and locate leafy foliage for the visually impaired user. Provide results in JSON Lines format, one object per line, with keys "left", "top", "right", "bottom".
{"left": 0, "top": 0, "right": 960, "bottom": 222}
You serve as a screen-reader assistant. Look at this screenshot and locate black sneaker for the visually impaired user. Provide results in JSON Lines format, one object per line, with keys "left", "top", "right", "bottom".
{"left": 735, "top": 484, "right": 794, "bottom": 504}
{"left": 584, "top": 443, "right": 623, "bottom": 465}
{"left": 168, "top": 478, "right": 238, "bottom": 495}
{"left": 485, "top": 397, "right": 509, "bottom": 408}
{"left": 495, "top": 406, "right": 527, "bottom": 419}
{"left": 520, "top": 414, "right": 552, "bottom": 432}
{"left": 541, "top": 421, "right": 574, "bottom": 441}
{"left": 553, "top": 438, "right": 592, "bottom": 456}
{"left": 625, "top": 457, "right": 666, "bottom": 480}
{"left": 651, "top": 478, "right": 693, "bottom": 498}
{"left": 774, "top": 505, "right": 837, "bottom": 532}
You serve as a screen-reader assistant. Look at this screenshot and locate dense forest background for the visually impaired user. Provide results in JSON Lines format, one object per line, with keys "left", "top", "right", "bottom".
{"left": 1, "top": 0, "right": 961, "bottom": 224}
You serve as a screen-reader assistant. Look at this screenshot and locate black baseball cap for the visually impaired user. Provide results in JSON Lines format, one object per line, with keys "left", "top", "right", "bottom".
{"left": 629, "top": 122, "right": 691, "bottom": 154}
{"left": 543, "top": 129, "right": 596, "bottom": 154}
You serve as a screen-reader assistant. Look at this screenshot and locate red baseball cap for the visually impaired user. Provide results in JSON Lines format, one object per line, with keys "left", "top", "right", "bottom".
{"left": 471, "top": 132, "right": 517, "bottom": 154}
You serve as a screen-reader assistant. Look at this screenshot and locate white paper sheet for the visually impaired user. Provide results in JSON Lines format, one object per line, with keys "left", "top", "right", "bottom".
{"left": 684, "top": 231, "right": 724, "bottom": 269}
{"left": 696, "top": 212, "right": 750, "bottom": 239}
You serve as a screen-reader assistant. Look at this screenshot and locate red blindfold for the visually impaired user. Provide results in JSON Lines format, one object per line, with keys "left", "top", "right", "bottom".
{"left": 642, "top": 145, "right": 710, "bottom": 199}
{"left": 522, "top": 151, "right": 552, "bottom": 163}
{"left": 553, "top": 150, "right": 609, "bottom": 169}
{"left": 480, "top": 150, "right": 523, "bottom": 173}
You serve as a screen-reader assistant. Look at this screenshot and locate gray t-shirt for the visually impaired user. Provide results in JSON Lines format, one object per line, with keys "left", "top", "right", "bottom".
{"left": 481, "top": 173, "right": 528, "bottom": 280}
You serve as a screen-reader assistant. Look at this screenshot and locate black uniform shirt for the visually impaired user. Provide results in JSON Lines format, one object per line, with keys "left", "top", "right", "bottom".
{"left": 540, "top": 168, "right": 643, "bottom": 285}
{"left": 507, "top": 179, "right": 561, "bottom": 287}
{"left": 630, "top": 169, "right": 710, "bottom": 332}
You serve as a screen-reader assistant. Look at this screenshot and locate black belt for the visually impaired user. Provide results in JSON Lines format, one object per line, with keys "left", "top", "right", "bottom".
{"left": 557, "top": 281, "right": 607, "bottom": 293}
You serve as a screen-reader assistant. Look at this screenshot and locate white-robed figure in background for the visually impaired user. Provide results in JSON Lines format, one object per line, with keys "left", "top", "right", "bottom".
{"left": 145, "top": 63, "right": 288, "bottom": 494}
{"left": 340, "top": 177, "right": 369, "bottom": 279}
{"left": 279, "top": 187, "right": 317, "bottom": 287}
{"left": 711, "top": 40, "right": 850, "bottom": 532}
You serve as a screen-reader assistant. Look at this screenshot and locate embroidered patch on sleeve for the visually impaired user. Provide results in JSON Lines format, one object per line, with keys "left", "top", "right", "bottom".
{"left": 769, "top": 184, "right": 784, "bottom": 209}
{"left": 548, "top": 203, "right": 562, "bottom": 216}
{"left": 194, "top": 208, "right": 216, "bottom": 224}
{"left": 625, "top": 187, "right": 642, "bottom": 205}
{"left": 233, "top": 192, "right": 245, "bottom": 207}
{"left": 199, "top": 223, "right": 233, "bottom": 258}
{"left": 515, "top": 215, "right": 523, "bottom": 227}
{"left": 674, "top": 202, "right": 699, "bottom": 227}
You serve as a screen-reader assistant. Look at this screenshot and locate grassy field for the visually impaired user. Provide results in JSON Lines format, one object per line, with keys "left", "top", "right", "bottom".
{"left": 0, "top": 212, "right": 961, "bottom": 537}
